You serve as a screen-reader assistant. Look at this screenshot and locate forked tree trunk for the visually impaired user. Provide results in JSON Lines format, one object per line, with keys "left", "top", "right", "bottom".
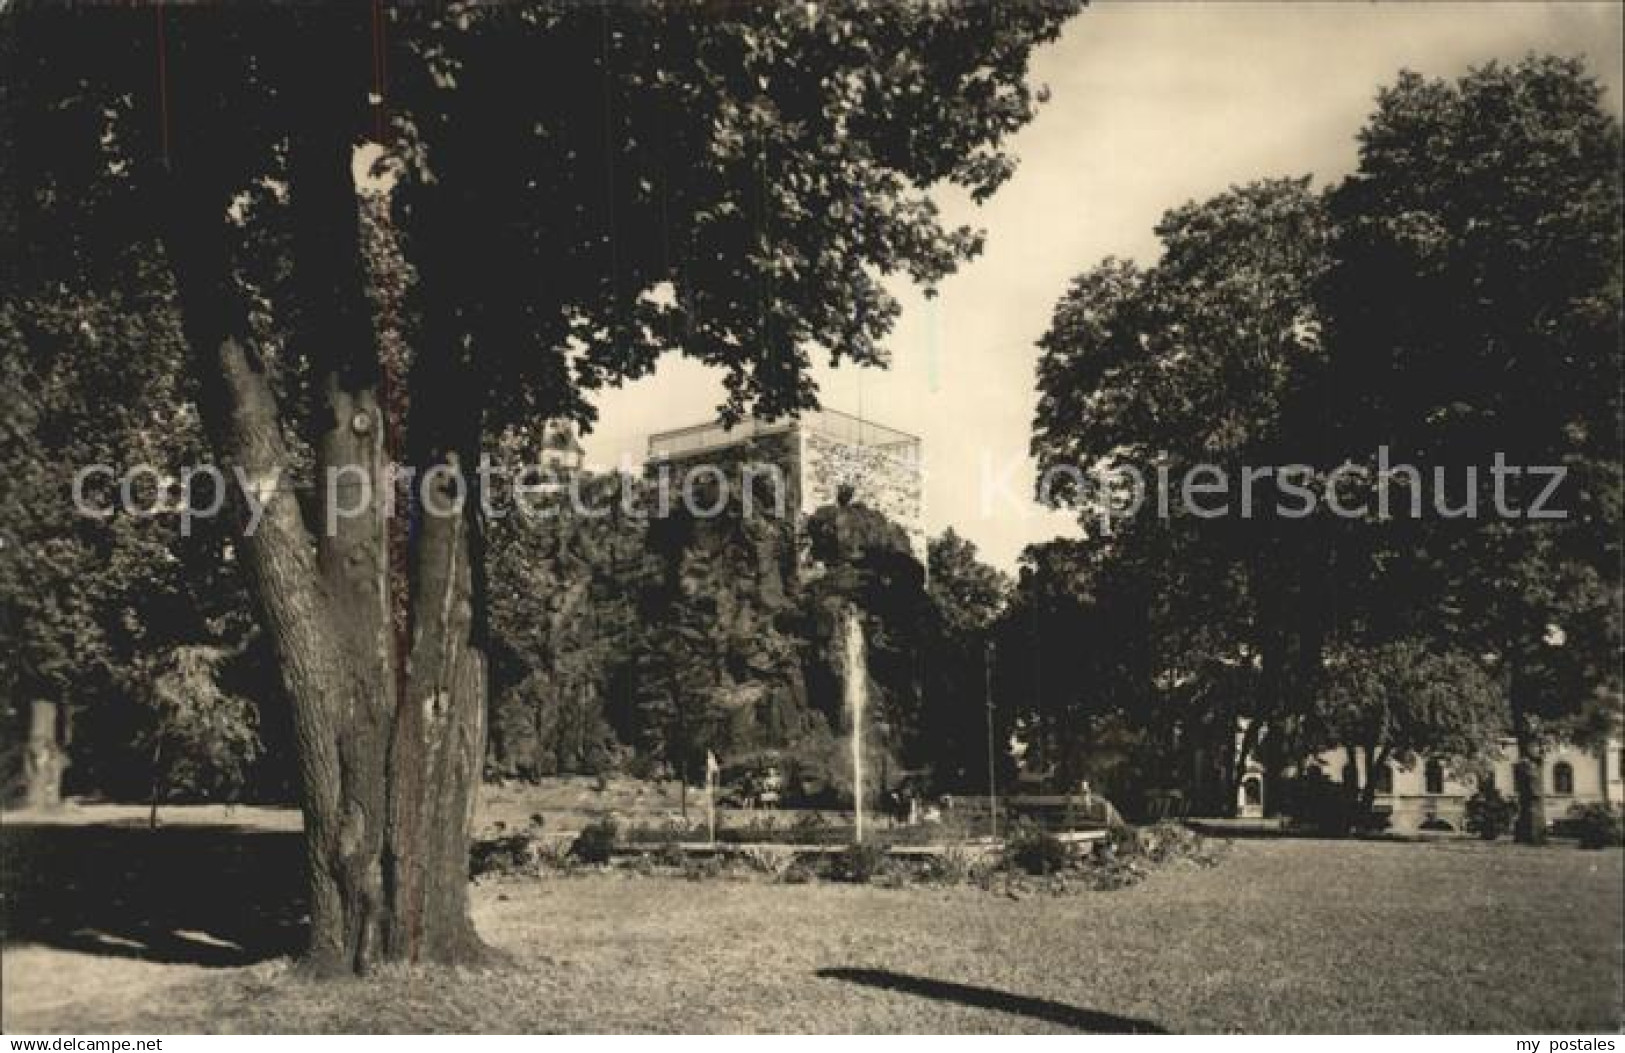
{"left": 159, "top": 120, "right": 490, "bottom": 974}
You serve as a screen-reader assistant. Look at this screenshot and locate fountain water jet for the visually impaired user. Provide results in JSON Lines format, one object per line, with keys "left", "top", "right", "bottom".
{"left": 842, "top": 604, "right": 868, "bottom": 844}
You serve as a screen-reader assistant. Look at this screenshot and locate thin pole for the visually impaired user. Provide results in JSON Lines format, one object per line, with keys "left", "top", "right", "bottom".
{"left": 853, "top": 648, "right": 864, "bottom": 845}
{"left": 705, "top": 757, "right": 716, "bottom": 846}
{"left": 880, "top": 735, "right": 889, "bottom": 830}
{"left": 985, "top": 639, "right": 998, "bottom": 841}
{"left": 149, "top": 736, "right": 164, "bottom": 831}
{"left": 853, "top": 716, "right": 865, "bottom": 846}
{"left": 847, "top": 606, "right": 866, "bottom": 845}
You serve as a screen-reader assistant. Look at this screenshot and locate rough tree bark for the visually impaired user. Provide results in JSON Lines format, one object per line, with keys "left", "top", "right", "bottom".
{"left": 23, "top": 700, "right": 67, "bottom": 809}
{"left": 158, "top": 87, "right": 489, "bottom": 974}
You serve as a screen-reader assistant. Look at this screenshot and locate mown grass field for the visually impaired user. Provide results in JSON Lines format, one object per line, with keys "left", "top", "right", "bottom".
{"left": 3, "top": 823, "right": 1620, "bottom": 1034}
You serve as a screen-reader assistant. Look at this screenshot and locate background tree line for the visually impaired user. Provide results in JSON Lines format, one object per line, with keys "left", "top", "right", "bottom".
{"left": 1026, "top": 56, "right": 1622, "bottom": 841}
{"left": 483, "top": 456, "right": 1018, "bottom": 804}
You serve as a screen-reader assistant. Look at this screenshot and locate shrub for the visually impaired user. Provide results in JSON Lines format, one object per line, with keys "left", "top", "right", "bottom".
{"left": 651, "top": 816, "right": 701, "bottom": 844}
{"left": 1103, "top": 823, "right": 1142, "bottom": 858}
{"left": 135, "top": 644, "right": 265, "bottom": 805}
{"left": 791, "top": 810, "right": 830, "bottom": 840}
{"left": 1569, "top": 803, "right": 1624, "bottom": 850}
{"left": 740, "top": 844, "right": 797, "bottom": 875}
{"left": 872, "top": 865, "right": 909, "bottom": 890}
{"left": 827, "top": 843, "right": 891, "bottom": 883}
{"left": 1129, "top": 822, "right": 1208, "bottom": 862}
{"left": 532, "top": 837, "right": 575, "bottom": 872}
{"left": 469, "top": 832, "right": 539, "bottom": 878}
{"left": 780, "top": 858, "right": 819, "bottom": 884}
{"left": 1282, "top": 773, "right": 1350, "bottom": 834}
{"left": 651, "top": 840, "right": 687, "bottom": 868}
{"left": 1082, "top": 822, "right": 1221, "bottom": 883}
{"left": 682, "top": 855, "right": 724, "bottom": 881}
{"left": 1353, "top": 809, "right": 1392, "bottom": 834}
{"left": 920, "top": 846, "right": 974, "bottom": 885}
{"left": 1080, "top": 855, "right": 1148, "bottom": 891}
{"left": 570, "top": 817, "right": 619, "bottom": 864}
{"left": 1004, "top": 825, "right": 1074, "bottom": 875}
{"left": 1280, "top": 774, "right": 1389, "bottom": 836}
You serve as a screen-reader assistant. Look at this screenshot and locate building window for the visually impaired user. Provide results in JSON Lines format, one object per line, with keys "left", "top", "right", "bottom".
{"left": 1553, "top": 761, "right": 1574, "bottom": 796}
{"left": 1424, "top": 759, "right": 1445, "bottom": 795}
{"left": 1480, "top": 772, "right": 1496, "bottom": 793}
{"left": 1373, "top": 764, "right": 1394, "bottom": 795}
{"left": 1242, "top": 777, "right": 1262, "bottom": 807}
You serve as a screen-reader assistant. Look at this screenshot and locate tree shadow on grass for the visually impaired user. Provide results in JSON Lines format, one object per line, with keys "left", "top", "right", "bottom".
{"left": 0, "top": 821, "right": 307, "bottom": 967}
{"left": 815, "top": 967, "right": 1167, "bottom": 1034}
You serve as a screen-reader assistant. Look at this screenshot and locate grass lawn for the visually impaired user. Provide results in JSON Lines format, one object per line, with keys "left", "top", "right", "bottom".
{"left": 3, "top": 829, "right": 1620, "bottom": 1034}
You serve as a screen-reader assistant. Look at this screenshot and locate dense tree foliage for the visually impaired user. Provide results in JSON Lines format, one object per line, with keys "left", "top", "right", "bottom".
{"left": 916, "top": 530, "right": 1012, "bottom": 791}
{"left": 6, "top": 0, "right": 1080, "bottom": 970}
{"left": 486, "top": 471, "right": 656, "bottom": 781}
{"left": 1031, "top": 178, "right": 1332, "bottom": 804}
{"left": 1307, "top": 641, "right": 1505, "bottom": 811}
{"left": 485, "top": 472, "right": 975, "bottom": 803}
{"left": 1321, "top": 56, "right": 1623, "bottom": 840}
{"left": 135, "top": 641, "right": 266, "bottom": 815}
{"left": 1029, "top": 57, "right": 1622, "bottom": 833}
{"left": 0, "top": 263, "right": 287, "bottom": 807}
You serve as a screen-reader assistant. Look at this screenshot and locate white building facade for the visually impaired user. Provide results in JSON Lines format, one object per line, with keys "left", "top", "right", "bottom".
{"left": 1236, "top": 738, "right": 1625, "bottom": 832}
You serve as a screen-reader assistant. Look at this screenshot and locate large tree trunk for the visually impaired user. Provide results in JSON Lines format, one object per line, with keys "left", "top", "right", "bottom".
{"left": 1226, "top": 713, "right": 1263, "bottom": 817}
{"left": 1246, "top": 517, "right": 1329, "bottom": 819}
{"left": 1358, "top": 745, "right": 1386, "bottom": 814}
{"left": 380, "top": 208, "right": 495, "bottom": 962}
{"left": 158, "top": 95, "right": 490, "bottom": 973}
{"left": 382, "top": 453, "right": 489, "bottom": 964}
{"left": 1345, "top": 745, "right": 1363, "bottom": 805}
{"left": 23, "top": 700, "right": 67, "bottom": 809}
{"left": 1249, "top": 553, "right": 1293, "bottom": 818}
{"left": 1512, "top": 701, "right": 1547, "bottom": 846}
{"left": 1254, "top": 618, "right": 1290, "bottom": 817}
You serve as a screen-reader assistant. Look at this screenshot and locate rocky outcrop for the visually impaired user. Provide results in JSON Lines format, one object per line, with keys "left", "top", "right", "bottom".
{"left": 485, "top": 469, "right": 928, "bottom": 794}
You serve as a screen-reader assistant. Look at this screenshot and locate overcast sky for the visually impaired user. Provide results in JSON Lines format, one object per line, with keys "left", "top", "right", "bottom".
{"left": 579, "top": 1, "right": 1625, "bottom": 572}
